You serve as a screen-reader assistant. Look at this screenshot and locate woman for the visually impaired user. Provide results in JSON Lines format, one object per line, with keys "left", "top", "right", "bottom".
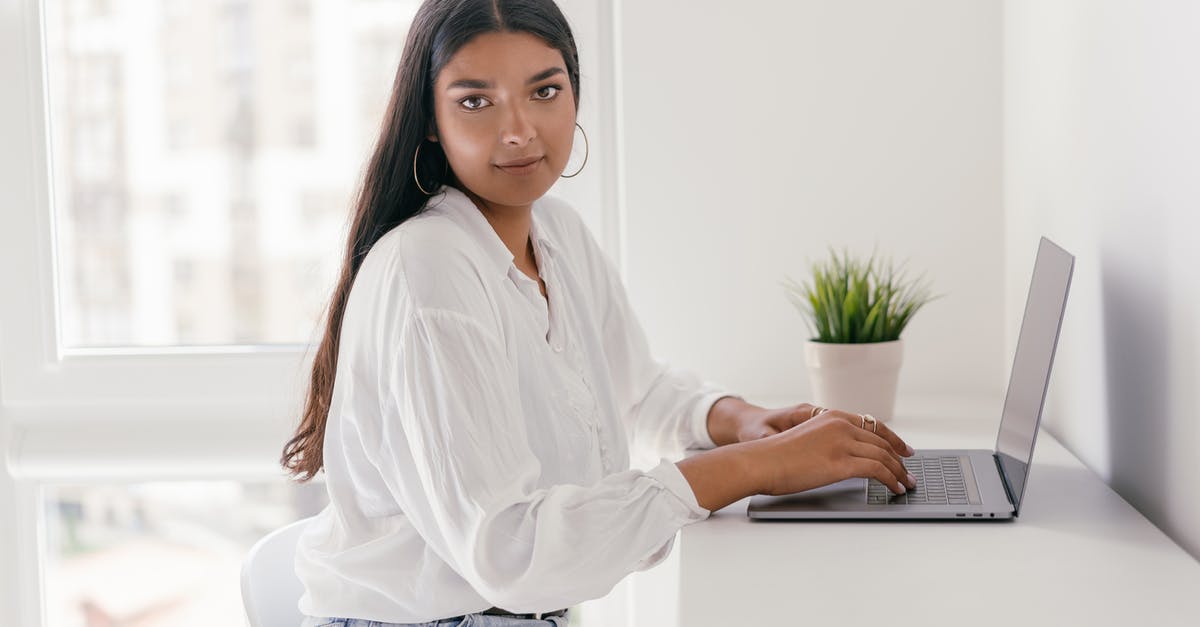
{"left": 281, "top": 1, "right": 918, "bottom": 625}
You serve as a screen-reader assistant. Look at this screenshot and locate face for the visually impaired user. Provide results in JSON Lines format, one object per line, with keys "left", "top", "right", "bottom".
{"left": 430, "top": 30, "right": 577, "bottom": 210}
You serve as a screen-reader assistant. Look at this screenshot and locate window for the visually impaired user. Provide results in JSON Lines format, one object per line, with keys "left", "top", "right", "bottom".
{"left": 43, "top": 480, "right": 328, "bottom": 627}
{"left": 43, "top": 0, "right": 421, "bottom": 349}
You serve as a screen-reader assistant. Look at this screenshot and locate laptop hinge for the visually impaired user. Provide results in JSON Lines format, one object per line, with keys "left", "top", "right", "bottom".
{"left": 993, "top": 453, "right": 1017, "bottom": 512}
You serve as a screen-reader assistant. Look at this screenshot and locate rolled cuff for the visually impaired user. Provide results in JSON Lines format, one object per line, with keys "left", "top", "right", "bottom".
{"left": 689, "top": 392, "right": 744, "bottom": 450}
{"left": 646, "top": 457, "right": 712, "bottom": 520}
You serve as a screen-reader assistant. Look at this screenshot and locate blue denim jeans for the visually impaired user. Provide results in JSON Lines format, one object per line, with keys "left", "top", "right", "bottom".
{"left": 300, "top": 610, "right": 570, "bottom": 627}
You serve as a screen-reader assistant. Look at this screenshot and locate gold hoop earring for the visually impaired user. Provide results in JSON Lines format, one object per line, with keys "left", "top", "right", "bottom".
{"left": 560, "top": 122, "right": 589, "bottom": 178}
{"left": 413, "top": 142, "right": 441, "bottom": 195}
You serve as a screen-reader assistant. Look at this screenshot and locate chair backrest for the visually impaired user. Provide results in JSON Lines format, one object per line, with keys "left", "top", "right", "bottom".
{"left": 241, "top": 517, "right": 313, "bottom": 627}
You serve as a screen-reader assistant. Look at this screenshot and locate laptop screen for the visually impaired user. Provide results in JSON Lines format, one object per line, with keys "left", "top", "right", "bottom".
{"left": 994, "top": 237, "right": 1075, "bottom": 516}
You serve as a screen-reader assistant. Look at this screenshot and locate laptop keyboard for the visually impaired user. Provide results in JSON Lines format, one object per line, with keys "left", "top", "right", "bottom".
{"left": 867, "top": 456, "right": 973, "bottom": 505}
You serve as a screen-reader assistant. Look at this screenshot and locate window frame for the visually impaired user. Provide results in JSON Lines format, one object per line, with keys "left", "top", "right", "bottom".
{"left": 0, "top": 0, "right": 626, "bottom": 624}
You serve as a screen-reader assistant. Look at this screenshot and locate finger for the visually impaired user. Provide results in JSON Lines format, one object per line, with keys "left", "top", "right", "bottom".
{"left": 825, "top": 411, "right": 900, "bottom": 458}
{"left": 849, "top": 428, "right": 917, "bottom": 489}
{"left": 791, "top": 404, "right": 823, "bottom": 426}
{"left": 828, "top": 410, "right": 914, "bottom": 457}
{"left": 825, "top": 409, "right": 868, "bottom": 428}
{"left": 847, "top": 455, "right": 908, "bottom": 495}
{"left": 769, "top": 404, "right": 824, "bottom": 432}
{"left": 872, "top": 420, "right": 916, "bottom": 457}
{"left": 846, "top": 422, "right": 905, "bottom": 464}
{"left": 773, "top": 406, "right": 809, "bottom": 430}
{"left": 850, "top": 441, "right": 915, "bottom": 490}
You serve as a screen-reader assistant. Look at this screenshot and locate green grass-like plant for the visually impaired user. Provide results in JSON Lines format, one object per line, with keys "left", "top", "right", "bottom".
{"left": 781, "top": 248, "right": 939, "bottom": 344}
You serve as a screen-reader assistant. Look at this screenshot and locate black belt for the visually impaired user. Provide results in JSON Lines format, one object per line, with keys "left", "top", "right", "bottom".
{"left": 480, "top": 606, "right": 568, "bottom": 620}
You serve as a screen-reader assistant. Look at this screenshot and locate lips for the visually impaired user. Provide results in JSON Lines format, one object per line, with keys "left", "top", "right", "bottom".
{"left": 495, "top": 155, "right": 544, "bottom": 176}
{"left": 496, "top": 155, "right": 543, "bottom": 167}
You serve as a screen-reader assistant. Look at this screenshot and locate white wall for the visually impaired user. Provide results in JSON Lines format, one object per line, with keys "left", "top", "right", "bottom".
{"left": 617, "top": 1, "right": 1004, "bottom": 408}
{"left": 0, "top": 465, "right": 17, "bottom": 622}
{"left": 1005, "top": 0, "right": 1200, "bottom": 560}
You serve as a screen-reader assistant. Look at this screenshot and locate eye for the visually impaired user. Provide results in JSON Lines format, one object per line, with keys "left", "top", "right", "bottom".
{"left": 459, "top": 95, "right": 491, "bottom": 111}
{"left": 533, "top": 84, "right": 561, "bottom": 100}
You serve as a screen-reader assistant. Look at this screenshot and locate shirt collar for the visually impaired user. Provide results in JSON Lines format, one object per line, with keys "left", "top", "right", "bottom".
{"left": 427, "top": 184, "right": 558, "bottom": 280}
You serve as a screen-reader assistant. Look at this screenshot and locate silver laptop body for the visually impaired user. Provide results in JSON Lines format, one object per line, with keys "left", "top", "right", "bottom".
{"left": 748, "top": 237, "right": 1075, "bottom": 521}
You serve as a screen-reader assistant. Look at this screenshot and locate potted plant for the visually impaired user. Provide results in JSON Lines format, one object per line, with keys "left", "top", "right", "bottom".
{"left": 781, "top": 248, "right": 938, "bottom": 423}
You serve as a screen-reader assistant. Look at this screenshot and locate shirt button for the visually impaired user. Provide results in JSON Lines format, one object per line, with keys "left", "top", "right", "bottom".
{"left": 553, "top": 343, "right": 563, "bottom": 352}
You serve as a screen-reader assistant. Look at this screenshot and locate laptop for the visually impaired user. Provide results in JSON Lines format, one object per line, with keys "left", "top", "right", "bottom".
{"left": 747, "top": 237, "right": 1075, "bottom": 521}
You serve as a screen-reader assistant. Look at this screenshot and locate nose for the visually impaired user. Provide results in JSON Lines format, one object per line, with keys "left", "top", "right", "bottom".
{"left": 500, "top": 103, "right": 536, "bottom": 146}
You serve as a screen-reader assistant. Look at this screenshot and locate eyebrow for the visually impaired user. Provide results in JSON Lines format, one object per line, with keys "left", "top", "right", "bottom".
{"left": 446, "top": 66, "right": 566, "bottom": 90}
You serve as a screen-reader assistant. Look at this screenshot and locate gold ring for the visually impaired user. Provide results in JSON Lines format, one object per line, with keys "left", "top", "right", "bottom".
{"left": 810, "top": 405, "right": 825, "bottom": 419}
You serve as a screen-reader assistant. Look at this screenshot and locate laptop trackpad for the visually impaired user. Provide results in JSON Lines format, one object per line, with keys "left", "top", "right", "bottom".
{"left": 752, "top": 478, "right": 866, "bottom": 511}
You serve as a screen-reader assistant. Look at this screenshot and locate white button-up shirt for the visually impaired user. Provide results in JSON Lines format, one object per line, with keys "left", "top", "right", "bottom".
{"left": 295, "top": 185, "right": 740, "bottom": 623}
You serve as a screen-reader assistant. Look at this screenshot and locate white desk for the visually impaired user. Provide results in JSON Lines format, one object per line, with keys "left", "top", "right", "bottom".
{"left": 629, "top": 403, "right": 1200, "bottom": 627}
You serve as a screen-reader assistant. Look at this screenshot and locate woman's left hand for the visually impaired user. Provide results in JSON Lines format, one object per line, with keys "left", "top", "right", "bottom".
{"left": 734, "top": 403, "right": 825, "bottom": 442}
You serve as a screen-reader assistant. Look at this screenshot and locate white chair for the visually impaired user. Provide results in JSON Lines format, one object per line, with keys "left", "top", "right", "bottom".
{"left": 241, "top": 517, "right": 314, "bottom": 627}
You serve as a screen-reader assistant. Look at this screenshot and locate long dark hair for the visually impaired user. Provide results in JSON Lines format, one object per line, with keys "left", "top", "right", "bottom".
{"left": 282, "top": 0, "right": 581, "bottom": 481}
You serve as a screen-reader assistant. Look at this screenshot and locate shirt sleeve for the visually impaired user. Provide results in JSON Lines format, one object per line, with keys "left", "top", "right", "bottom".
{"left": 375, "top": 306, "right": 710, "bottom": 612}
{"left": 593, "top": 252, "right": 743, "bottom": 457}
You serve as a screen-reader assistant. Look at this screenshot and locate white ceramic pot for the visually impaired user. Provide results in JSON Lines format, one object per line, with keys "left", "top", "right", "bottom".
{"left": 804, "top": 339, "right": 903, "bottom": 422}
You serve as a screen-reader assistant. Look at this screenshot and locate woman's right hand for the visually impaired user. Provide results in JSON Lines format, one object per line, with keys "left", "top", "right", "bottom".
{"left": 750, "top": 409, "right": 918, "bottom": 497}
